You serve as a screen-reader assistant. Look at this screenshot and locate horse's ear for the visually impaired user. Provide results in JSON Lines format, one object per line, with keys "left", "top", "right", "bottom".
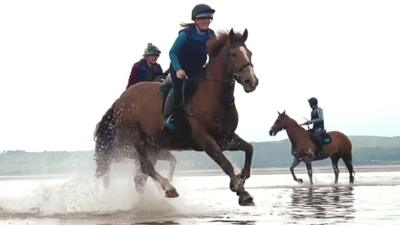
{"left": 242, "top": 29, "right": 248, "bottom": 42}
{"left": 277, "top": 111, "right": 281, "bottom": 115}
{"left": 283, "top": 110, "right": 286, "bottom": 115}
{"left": 229, "top": 29, "right": 235, "bottom": 43}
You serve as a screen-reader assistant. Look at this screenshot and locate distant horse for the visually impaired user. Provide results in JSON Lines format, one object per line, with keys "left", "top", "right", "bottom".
{"left": 95, "top": 29, "right": 259, "bottom": 206}
{"left": 269, "top": 111, "right": 354, "bottom": 184}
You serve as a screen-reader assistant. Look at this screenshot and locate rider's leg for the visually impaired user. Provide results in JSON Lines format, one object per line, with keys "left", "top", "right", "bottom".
{"left": 163, "top": 72, "right": 182, "bottom": 131}
{"left": 163, "top": 88, "right": 177, "bottom": 131}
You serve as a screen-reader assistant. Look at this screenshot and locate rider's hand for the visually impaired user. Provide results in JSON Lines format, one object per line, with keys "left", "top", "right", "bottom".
{"left": 176, "top": 69, "right": 187, "bottom": 79}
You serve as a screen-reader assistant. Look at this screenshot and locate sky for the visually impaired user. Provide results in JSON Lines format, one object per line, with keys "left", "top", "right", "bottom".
{"left": 0, "top": 0, "right": 399, "bottom": 152}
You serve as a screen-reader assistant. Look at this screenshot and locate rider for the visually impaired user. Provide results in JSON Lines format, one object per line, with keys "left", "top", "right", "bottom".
{"left": 126, "top": 43, "right": 165, "bottom": 89}
{"left": 303, "top": 97, "right": 327, "bottom": 151}
{"left": 163, "top": 4, "right": 216, "bottom": 131}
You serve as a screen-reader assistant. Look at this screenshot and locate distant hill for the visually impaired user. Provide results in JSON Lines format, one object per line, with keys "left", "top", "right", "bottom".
{"left": 0, "top": 136, "right": 399, "bottom": 175}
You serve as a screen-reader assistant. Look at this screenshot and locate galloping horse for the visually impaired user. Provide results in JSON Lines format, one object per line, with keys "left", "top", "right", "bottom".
{"left": 95, "top": 29, "right": 259, "bottom": 206}
{"left": 269, "top": 111, "right": 354, "bottom": 184}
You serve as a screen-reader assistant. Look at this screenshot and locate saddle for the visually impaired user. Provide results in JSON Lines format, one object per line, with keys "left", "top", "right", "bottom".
{"left": 309, "top": 129, "right": 332, "bottom": 151}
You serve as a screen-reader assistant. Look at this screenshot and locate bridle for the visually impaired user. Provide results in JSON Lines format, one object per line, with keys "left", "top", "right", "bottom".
{"left": 205, "top": 44, "right": 254, "bottom": 84}
{"left": 233, "top": 62, "right": 253, "bottom": 83}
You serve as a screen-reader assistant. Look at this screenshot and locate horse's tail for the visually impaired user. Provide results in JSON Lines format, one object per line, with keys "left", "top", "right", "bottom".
{"left": 94, "top": 103, "right": 117, "bottom": 177}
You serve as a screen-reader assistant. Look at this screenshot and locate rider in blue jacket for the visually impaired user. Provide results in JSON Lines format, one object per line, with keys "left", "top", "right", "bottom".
{"left": 163, "top": 4, "right": 216, "bottom": 131}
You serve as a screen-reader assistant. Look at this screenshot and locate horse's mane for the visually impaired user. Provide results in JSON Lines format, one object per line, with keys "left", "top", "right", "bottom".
{"left": 208, "top": 30, "right": 245, "bottom": 57}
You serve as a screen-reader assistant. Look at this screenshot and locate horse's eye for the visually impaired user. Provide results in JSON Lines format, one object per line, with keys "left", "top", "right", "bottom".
{"left": 230, "top": 52, "right": 237, "bottom": 57}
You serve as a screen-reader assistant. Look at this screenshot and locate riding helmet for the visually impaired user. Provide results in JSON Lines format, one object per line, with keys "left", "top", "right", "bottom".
{"left": 308, "top": 97, "right": 318, "bottom": 106}
{"left": 191, "top": 4, "right": 215, "bottom": 20}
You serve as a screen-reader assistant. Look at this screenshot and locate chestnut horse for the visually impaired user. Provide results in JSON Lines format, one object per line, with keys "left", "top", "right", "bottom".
{"left": 95, "top": 29, "right": 259, "bottom": 206}
{"left": 269, "top": 111, "right": 354, "bottom": 184}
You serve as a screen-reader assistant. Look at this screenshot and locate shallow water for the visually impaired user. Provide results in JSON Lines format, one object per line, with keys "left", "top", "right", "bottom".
{"left": 0, "top": 167, "right": 399, "bottom": 225}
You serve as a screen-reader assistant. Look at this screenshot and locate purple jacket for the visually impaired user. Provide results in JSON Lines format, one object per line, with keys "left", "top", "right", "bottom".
{"left": 126, "top": 58, "right": 163, "bottom": 89}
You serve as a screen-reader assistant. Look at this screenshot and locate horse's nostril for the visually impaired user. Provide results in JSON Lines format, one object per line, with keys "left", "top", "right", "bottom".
{"left": 244, "top": 79, "right": 250, "bottom": 84}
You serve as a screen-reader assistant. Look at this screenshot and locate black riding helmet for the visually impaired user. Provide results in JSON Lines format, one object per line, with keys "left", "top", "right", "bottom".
{"left": 308, "top": 97, "right": 318, "bottom": 106}
{"left": 191, "top": 4, "right": 215, "bottom": 20}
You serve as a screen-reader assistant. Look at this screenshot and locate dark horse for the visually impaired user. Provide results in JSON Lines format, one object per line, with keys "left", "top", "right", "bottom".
{"left": 95, "top": 29, "right": 259, "bottom": 206}
{"left": 269, "top": 111, "right": 354, "bottom": 184}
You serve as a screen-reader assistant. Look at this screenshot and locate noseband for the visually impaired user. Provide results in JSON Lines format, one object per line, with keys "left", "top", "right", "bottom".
{"left": 233, "top": 62, "right": 253, "bottom": 82}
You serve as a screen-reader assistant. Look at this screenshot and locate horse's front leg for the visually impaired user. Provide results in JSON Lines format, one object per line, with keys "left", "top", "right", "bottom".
{"left": 195, "top": 132, "right": 254, "bottom": 206}
{"left": 305, "top": 161, "right": 313, "bottom": 184}
{"left": 221, "top": 133, "right": 253, "bottom": 180}
{"left": 290, "top": 158, "right": 303, "bottom": 184}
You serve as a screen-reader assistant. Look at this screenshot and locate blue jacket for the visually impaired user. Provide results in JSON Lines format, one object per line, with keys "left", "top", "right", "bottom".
{"left": 126, "top": 58, "right": 163, "bottom": 88}
{"left": 169, "top": 24, "right": 215, "bottom": 76}
{"left": 310, "top": 107, "right": 324, "bottom": 130}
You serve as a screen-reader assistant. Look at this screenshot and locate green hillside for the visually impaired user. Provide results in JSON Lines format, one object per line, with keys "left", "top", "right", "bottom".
{"left": 0, "top": 136, "right": 399, "bottom": 175}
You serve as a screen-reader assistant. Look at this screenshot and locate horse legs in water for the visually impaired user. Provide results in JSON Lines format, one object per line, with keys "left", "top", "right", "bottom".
{"left": 133, "top": 158, "right": 150, "bottom": 193}
{"left": 130, "top": 124, "right": 178, "bottom": 198}
{"left": 305, "top": 161, "right": 313, "bottom": 184}
{"left": 95, "top": 151, "right": 112, "bottom": 188}
{"left": 290, "top": 158, "right": 303, "bottom": 184}
{"left": 342, "top": 153, "right": 355, "bottom": 183}
{"left": 223, "top": 133, "right": 254, "bottom": 180}
{"left": 156, "top": 150, "right": 177, "bottom": 181}
{"left": 331, "top": 155, "right": 340, "bottom": 184}
{"left": 191, "top": 125, "right": 254, "bottom": 206}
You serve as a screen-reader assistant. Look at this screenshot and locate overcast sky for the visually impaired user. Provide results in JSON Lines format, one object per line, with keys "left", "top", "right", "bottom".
{"left": 1, "top": 0, "right": 399, "bottom": 151}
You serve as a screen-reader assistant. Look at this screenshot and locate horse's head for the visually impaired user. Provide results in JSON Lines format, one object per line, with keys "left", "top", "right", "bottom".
{"left": 208, "top": 29, "right": 259, "bottom": 93}
{"left": 228, "top": 29, "right": 258, "bottom": 92}
{"left": 269, "top": 111, "right": 290, "bottom": 136}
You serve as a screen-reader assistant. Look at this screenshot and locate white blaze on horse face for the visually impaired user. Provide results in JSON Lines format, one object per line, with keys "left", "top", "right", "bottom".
{"left": 238, "top": 46, "right": 250, "bottom": 62}
{"left": 238, "top": 46, "right": 256, "bottom": 76}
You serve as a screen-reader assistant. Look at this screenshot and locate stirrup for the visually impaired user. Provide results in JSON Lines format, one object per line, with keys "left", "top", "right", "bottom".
{"left": 163, "top": 115, "right": 176, "bottom": 131}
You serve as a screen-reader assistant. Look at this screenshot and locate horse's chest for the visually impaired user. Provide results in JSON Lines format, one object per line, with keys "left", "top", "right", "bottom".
{"left": 204, "top": 114, "right": 237, "bottom": 133}
{"left": 292, "top": 147, "right": 314, "bottom": 161}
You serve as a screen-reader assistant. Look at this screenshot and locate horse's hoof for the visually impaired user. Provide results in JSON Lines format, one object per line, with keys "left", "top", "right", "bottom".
{"left": 165, "top": 188, "right": 179, "bottom": 198}
{"left": 297, "top": 178, "right": 303, "bottom": 184}
{"left": 238, "top": 191, "right": 254, "bottom": 206}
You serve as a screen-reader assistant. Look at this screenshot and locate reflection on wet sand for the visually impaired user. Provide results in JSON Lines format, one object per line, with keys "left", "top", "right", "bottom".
{"left": 289, "top": 186, "right": 355, "bottom": 223}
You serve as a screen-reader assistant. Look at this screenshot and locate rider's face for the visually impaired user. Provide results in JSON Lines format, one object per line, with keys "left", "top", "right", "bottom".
{"left": 195, "top": 17, "right": 212, "bottom": 31}
{"left": 146, "top": 55, "right": 159, "bottom": 65}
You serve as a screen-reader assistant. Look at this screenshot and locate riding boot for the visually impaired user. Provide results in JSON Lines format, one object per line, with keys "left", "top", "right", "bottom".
{"left": 163, "top": 89, "right": 177, "bottom": 131}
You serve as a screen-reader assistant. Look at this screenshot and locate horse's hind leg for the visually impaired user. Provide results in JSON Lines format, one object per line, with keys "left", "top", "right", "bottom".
{"left": 130, "top": 124, "right": 178, "bottom": 197}
{"left": 290, "top": 158, "right": 303, "bottom": 184}
{"left": 342, "top": 153, "right": 355, "bottom": 183}
{"left": 95, "top": 151, "right": 112, "bottom": 188}
{"left": 137, "top": 148, "right": 178, "bottom": 197}
{"left": 331, "top": 155, "right": 340, "bottom": 184}
{"left": 156, "top": 150, "right": 177, "bottom": 181}
{"left": 133, "top": 158, "right": 149, "bottom": 193}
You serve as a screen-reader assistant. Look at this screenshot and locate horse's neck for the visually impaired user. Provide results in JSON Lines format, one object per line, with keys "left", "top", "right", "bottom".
{"left": 203, "top": 56, "right": 235, "bottom": 102}
{"left": 285, "top": 122, "right": 308, "bottom": 147}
